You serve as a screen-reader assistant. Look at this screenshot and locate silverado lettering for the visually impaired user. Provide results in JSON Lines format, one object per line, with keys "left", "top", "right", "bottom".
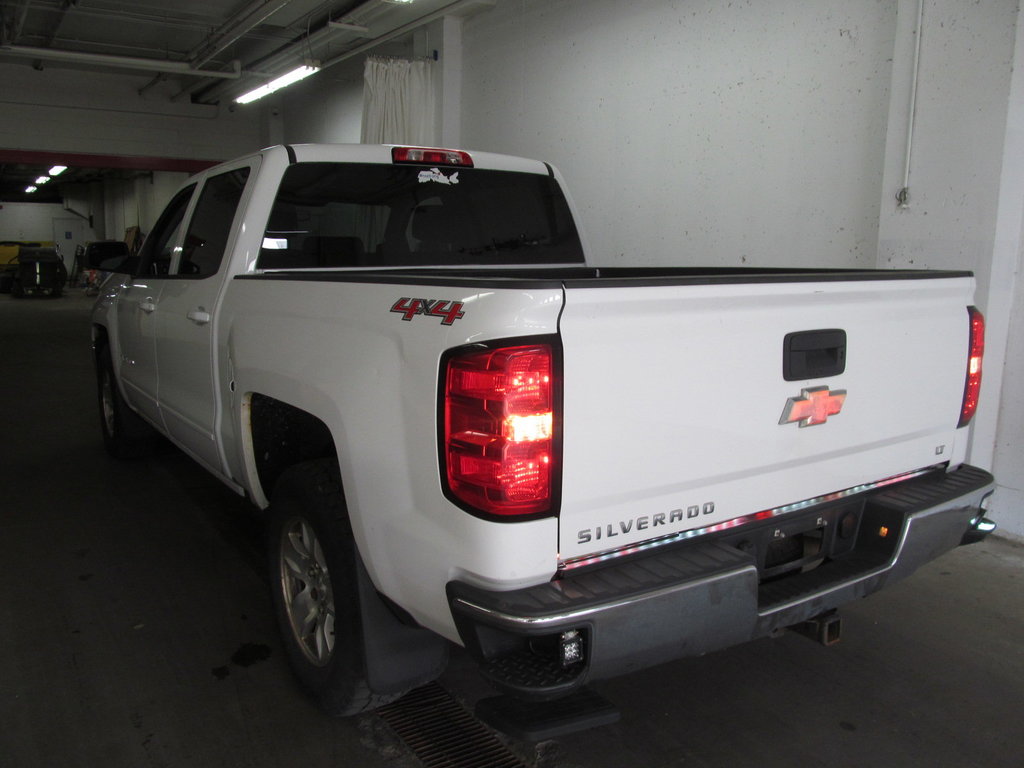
{"left": 577, "top": 503, "right": 717, "bottom": 545}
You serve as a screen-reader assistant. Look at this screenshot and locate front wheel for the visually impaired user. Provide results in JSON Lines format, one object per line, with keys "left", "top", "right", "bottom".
{"left": 96, "top": 344, "right": 159, "bottom": 458}
{"left": 267, "top": 459, "right": 399, "bottom": 716}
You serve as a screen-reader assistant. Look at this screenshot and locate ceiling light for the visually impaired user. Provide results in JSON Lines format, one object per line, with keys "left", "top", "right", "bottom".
{"left": 48, "top": 165, "right": 67, "bottom": 176}
{"left": 383, "top": 0, "right": 415, "bottom": 3}
{"left": 25, "top": 186, "right": 37, "bottom": 193}
{"left": 36, "top": 176, "right": 51, "bottom": 185}
{"left": 235, "top": 65, "right": 320, "bottom": 104}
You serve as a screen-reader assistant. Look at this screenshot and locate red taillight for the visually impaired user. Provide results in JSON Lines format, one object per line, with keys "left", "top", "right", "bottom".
{"left": 392, "top": 146, "right": 474, "bottom": 167}
{"left": 958, "top": 306, "right": 985, "bottom": 428}
{"left": 443, "top": 343, "right": 557, "bottom": 517}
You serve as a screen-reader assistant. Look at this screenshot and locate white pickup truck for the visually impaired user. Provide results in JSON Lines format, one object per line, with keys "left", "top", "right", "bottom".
{"left": 92, "top": 144, "right": 995, "bottom": 734}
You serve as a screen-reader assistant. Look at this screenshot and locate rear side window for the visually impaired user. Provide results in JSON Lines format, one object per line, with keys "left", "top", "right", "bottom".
{"left": 177, "top": 167, "right": 250, "bottom": 278}
{"left": 257, "top": 163, "right": 584, "bottom": 269}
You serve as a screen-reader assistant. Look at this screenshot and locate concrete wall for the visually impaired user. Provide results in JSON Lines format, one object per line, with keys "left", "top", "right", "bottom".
{"left": 0, "top": 2, "right": 1018, "bottom": 533}
{"left": 0, "top": 65, "right": 263, "bottom": 161}
{"left": 277, "top": 57, "right": 366, "bottom": 146}
{"left": 0, "top": 202, "right": 66, "bottom": 242}
{"left": 99, "top": 171, "right": 189, "bottom": 243}
{"left": 876, "top": 0, "right": 1022, "bottom": 536}
{"left": 988, "top": 10, "right": 1024, "bottom": 538}
{"left": 459, "top": 0, "right": 1022, "bottom": 535}
{"left": 461, "top": 0, "right": 896, "bottom": 268}
{"left": 0, "top": 61, "right": 265, "bottom": 235}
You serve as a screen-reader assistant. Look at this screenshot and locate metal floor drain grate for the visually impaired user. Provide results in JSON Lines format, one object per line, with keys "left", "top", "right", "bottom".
{"left": 377, "top": 682, "right": 528, "bottom": 768}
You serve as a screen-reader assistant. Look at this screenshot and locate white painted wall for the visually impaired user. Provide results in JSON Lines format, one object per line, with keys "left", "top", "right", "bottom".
{"left": 988, "top": 10, "right": 1024, "bottom": 539}
{"left": 98, "top": 171, "right": 188, "bottom": 244}
{"left": 459, "top": 0, "right": 1022, "bottom": 535}
{"left": 278, "top": 57, "right": 366, "bottom": 145}
{"left": 0, "top": 64, "right": 262, "bottom": 160}
{"left": 0, "top": 3, "right": 1019, "bottom": 534}
{"left": 0, "top": 202, "right": 95, "bottom": 270}
{"left": 0, "top": 62, "right": 264, "bottom": 237}
{"left": 461, "top": 0, "right": 896, "bottom": 268}
{"left": 877, "top": 0, "right": 1022, "bottom": 536}
{"left": 0, "top": 202, "right": 67, "bottom": 242}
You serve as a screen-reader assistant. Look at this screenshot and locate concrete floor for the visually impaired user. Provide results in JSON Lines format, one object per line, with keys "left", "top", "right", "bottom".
{"left": 1, "top": 291, "right": 1022, "bottom": 768}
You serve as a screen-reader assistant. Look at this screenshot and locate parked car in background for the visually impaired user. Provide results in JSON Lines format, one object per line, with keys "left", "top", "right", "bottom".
{"left": 0, "top": 240, "right": 53, "bottom": 294}
{"left": 11, "top": 246, "right": 67, "bottom": 298}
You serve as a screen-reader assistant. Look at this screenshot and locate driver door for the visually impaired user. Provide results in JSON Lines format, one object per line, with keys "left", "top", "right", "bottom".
{"left": 113, "top": 184, "right": 195, "bottom": 428}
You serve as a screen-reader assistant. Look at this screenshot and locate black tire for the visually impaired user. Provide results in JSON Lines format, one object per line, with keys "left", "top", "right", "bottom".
{"left": 11, "top": 279, "right": 23, "bottom": 298}
{"left": 96, "top": 344, "right": 159, "bottom": 458}
{"left": 267, "top": 459, "right": 399, "bottom": 716}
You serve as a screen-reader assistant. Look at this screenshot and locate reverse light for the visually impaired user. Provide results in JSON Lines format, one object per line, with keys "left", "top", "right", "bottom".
{"left": 958, "top": 306, "right": 985, "bottom": 428}
{"left": 392, "top": 146, "right": 473, "bottom": 167}
{"left": 560, "top": 630, "right": 584, "bottom": 667}
{"left": 443, "top": 342, "right": 557, "bottom": 518}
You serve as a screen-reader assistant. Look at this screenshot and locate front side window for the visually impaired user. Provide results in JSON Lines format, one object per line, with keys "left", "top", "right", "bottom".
{"left": 135, "top": 184, "right": 196, "bottom": 277}
{"left": 176, "top": 168, "right": 250, "bottom": 278}
{"left": 256, "top": 163, "right": 585, "bottom": 270}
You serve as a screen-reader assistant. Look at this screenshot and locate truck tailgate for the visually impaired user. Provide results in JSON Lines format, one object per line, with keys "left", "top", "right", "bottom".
{"left": 557, "top": 274, "right": 975, "bottom": 562}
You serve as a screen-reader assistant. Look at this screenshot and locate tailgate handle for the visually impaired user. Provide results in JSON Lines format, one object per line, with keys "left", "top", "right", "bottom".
{"left": 783, "top": 329, "right": 846, "bottom": 381}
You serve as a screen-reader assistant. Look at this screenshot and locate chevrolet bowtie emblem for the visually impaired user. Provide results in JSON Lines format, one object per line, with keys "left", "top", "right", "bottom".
{"left": 780, "top": 386, "right": 847, "bottom": 427}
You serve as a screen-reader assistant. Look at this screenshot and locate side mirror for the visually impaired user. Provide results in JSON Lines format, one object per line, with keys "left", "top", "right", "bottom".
{"left": 99, "top": 255, "right": 138, "bottom": 274}
{"left": 86, "top": 242, "right": 130, "bottom": 270}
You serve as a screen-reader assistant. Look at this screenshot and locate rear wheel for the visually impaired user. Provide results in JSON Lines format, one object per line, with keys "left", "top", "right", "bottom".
{"left": 267, "top": 459, "right": 399, "bottom": 716}
{"left": 96, "top": 344, "right": 159, "bottom": 458}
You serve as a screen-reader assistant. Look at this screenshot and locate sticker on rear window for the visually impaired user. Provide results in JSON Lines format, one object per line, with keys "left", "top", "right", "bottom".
{"left": 417, "top": 168, "right": 459, "bottom": 186}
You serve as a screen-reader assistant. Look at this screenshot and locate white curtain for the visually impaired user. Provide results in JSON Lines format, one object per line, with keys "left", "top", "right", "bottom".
{"left": 360, "top": 56, "right": 437, "bottom": 145}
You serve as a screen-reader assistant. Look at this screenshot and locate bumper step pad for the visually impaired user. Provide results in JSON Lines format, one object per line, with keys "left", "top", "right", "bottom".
{"left": 476, "top": 687, "right": 620, "bottom": 742}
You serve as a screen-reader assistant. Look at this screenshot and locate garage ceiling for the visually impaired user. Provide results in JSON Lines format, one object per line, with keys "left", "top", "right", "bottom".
{"left": 0, "top": 0, "right": 487, "bottom": 202}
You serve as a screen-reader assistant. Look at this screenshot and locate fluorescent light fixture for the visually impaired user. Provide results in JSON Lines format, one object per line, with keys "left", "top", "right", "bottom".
{"left": 383, "top": 0, "right": 415, "bottom": 4}
{"left": 48, "top": 165, "right": 67, "bottom": 176}
{"left": 25, "top": 185, "right": 37, "bottom": 193}
{"left": 235, "top": 65, "right": 320, "bottom": 104}
{"left": 35, "top": 176, "right": 51, "bottom": 185}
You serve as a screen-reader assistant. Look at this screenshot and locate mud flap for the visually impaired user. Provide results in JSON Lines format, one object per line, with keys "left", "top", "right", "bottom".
{"left": 356, "top": 553, "right": 449, "bottom": 696}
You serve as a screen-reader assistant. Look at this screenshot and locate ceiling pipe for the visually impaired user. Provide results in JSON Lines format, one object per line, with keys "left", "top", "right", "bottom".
{"left": 137, "top": 72, "right": 167, "bottom": 97}
{"left": 0, "top": 44, "right": 243, "bottom": 78}
{"left": 12, "top": 0, "right": 33, "bottom": 43}
{"left": 181, "top": 0, "right": 393, "bottom": 103}
{"left": 189, "top": 0, "right": 493, "bottom": 104}
{"left": 187, "top": 0, "right": 296, "bottom": 69}
{"left": 141, "top": 0, "right": 295, "bottom": 97}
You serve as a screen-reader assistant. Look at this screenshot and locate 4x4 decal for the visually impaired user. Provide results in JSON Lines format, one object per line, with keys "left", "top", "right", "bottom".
{"left": 391, "top": 297, "right": 466, "bottom": 326}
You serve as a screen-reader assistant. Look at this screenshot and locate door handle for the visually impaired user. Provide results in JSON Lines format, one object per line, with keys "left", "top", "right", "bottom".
{"left": 140, "top": 298, "right": 156, "bottom": 313}
{"left": 783, "top": 329, "right": 847, "bottom": 381}
{"left": 187, "top": 308, "right": 211, "bottom": 325}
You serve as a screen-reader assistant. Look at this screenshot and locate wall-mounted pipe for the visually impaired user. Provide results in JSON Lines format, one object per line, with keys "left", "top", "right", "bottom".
{"left": 897, "top": 0, "right": 925, "bottom": 208}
